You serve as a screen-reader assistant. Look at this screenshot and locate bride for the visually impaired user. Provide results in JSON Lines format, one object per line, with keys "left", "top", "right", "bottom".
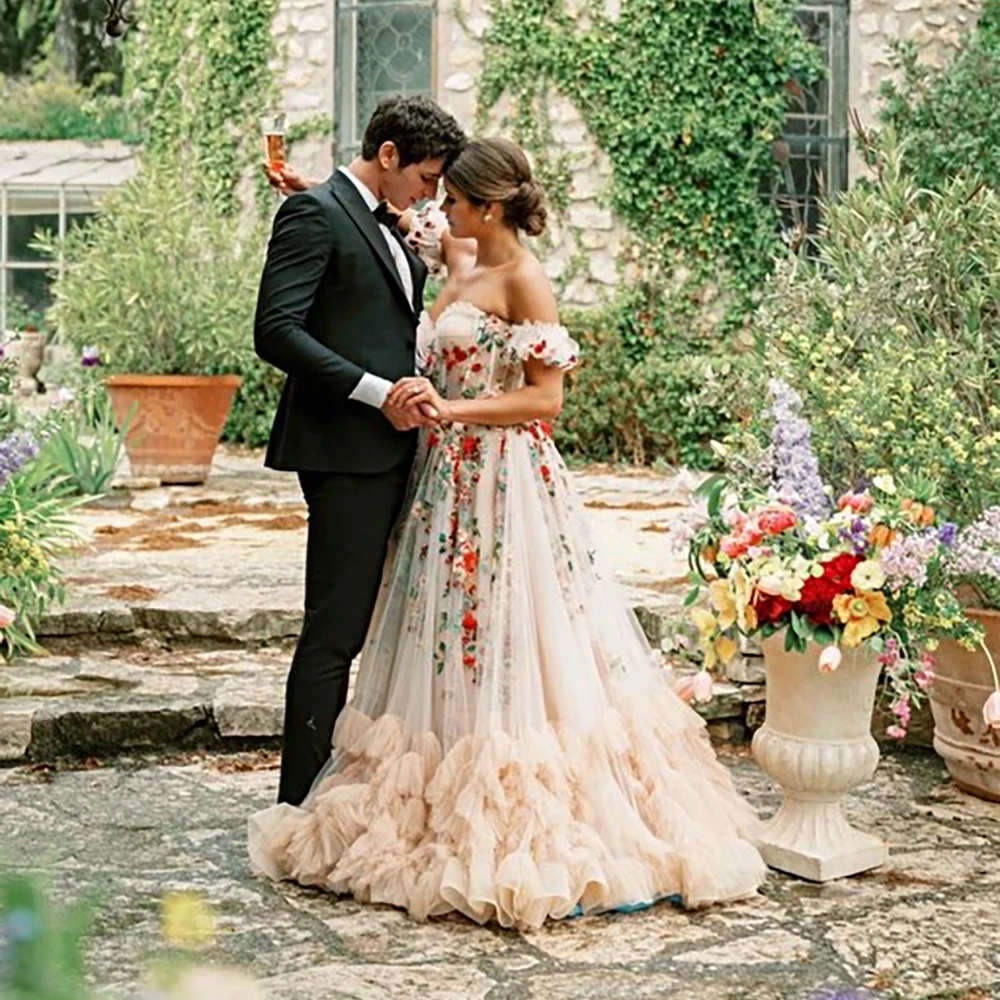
{"left": 248, "top": 136, "right": 766, "bottom": 930}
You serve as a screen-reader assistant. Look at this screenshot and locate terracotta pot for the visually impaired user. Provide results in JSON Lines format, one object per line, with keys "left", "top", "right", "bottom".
{"left": 930, "top": 608, "right": 1000, "bottom": 803}
{"left": 752, "top": 636, "right": 888, "bottom": 881}
{"left": 106, "top": 374, "right": 240, "bottom": 485}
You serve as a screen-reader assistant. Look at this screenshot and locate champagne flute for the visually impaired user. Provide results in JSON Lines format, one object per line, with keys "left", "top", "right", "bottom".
{"left": 260, "top": 112, "right": 287, "bottom": 187}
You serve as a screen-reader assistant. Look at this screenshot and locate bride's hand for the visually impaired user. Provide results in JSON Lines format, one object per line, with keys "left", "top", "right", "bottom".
{"left": 389, "top": 377, "right": 453, "bottom": 422}
{"left": 263, "top": 163, "right": 314, "bottom": 195}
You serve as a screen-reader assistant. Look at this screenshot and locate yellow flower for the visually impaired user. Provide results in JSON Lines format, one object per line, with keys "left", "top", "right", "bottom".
{"left": 162, "top": 891, "right": 215, "bottom": 951}
{"left": 708, "top": 579, "right": 737, "bottom": 631}
{"left": 872, "top": 474, "right": 896, "bottom": 495}
{"left": 832, "top": 591, "right": 893, "bottom": 647}
{"left": 714, "top": 635, "right": 739, "bottom": 665}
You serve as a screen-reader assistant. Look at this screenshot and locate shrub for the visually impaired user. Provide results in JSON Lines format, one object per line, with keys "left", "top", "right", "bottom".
{"left": 739, "top": 138, "right": 1000, "bottom": 527}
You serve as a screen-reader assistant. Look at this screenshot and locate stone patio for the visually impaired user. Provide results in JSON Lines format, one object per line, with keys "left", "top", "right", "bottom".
{"left": 1, "top": 746, "right": 998, "bottom": 1000}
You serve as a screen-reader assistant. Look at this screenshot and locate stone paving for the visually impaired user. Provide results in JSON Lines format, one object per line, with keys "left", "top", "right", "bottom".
{"left": 3, "top": 449, "right": 738, "bottom": 764}
{"left": 1, "top": 747, "right": 998, "bottom": 1000}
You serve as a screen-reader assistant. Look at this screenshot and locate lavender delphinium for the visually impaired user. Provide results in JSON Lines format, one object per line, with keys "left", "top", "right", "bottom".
{"left": 765, "top": 378, "right": 830, "bottom": 519}
{"left": 0, "top": 431, "right": 38, "bottom": 490}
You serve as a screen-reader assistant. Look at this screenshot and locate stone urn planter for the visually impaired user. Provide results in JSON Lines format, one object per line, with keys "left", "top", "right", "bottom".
{"left": 930, "top": 608, "right": 1000, "bottom": 802}
{"left": 17, "top": 328, "right": 46, "bottom": 395}
{"left": 752, "top": 635, "right": 888, "bottom": 881}
{"left": 107, "top": 374, "right": 240, "bottom": 485}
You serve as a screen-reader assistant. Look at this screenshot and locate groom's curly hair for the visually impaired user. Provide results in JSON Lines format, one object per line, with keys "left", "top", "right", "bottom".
{"left": 361, "top": 95, "right": 466, "bottom": 168}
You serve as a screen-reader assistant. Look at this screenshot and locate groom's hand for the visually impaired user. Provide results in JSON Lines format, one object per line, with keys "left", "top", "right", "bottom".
{"left": 382, "top": 385, "right": 439, "bottom": 431}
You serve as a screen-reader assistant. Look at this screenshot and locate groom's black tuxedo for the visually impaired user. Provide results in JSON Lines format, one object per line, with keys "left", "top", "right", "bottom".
{"left": 254, "top": 170, "right": 428, "bottom": 805}
{"left": 255, "top": 171, "right": 427, "bottom": 473}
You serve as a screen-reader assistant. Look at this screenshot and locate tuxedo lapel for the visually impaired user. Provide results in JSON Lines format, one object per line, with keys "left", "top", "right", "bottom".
{"left": 329, "top": 171, "right": 413, "bottom": 314}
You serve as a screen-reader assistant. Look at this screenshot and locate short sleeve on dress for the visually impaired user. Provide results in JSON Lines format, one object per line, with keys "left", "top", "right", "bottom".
{"left": 507, "top": 321, "right": 580, "bottom": 371}
{"left": 404, "top": 204, "right": 449, "bottom": 277}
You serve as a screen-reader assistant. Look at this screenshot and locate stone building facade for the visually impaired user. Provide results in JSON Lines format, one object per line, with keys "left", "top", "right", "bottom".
{"left": 271, "top": 0, "right": 982, "bottom": 307}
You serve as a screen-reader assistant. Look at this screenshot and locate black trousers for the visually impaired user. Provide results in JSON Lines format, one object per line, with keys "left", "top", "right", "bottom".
{"left": 278, "top": 460, "right": 411, "bottom": 805}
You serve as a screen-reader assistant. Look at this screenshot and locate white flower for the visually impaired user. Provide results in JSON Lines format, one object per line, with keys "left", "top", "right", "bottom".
{"left": 56, "top": 386, "right": 75, "bottom": 405}
{"left": 818, "top": 646, "right": 842, "bottom": 674}
{"left": 851, "top": 560, "right": 886, "bottom": 591}
{"left": 873, "top": 474, "right": 896, "bottom": 495}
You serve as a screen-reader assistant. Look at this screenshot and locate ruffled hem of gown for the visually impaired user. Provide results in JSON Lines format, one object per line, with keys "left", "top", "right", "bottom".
{"left": 248, "top": 705, "right": 766, "bottom": 931}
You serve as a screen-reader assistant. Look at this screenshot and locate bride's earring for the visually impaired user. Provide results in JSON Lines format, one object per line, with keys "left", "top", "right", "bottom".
{"left": 484, "top": 212, "right": 493, "bottom": 223}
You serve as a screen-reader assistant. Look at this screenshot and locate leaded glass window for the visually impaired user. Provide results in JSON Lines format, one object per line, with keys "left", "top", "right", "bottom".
{"left": 764, "top": 0, "right": 849, "bottom": 240}
{"left": 335, "top": 0, "right": 436, "bottom": 160}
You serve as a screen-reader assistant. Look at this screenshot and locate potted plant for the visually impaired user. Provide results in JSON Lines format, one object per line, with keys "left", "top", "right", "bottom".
{"left": 684, "top": 380, "right": 987, "bottom": 881}
{"left": 36, "top": 158, "right": 265, "bottom": 485}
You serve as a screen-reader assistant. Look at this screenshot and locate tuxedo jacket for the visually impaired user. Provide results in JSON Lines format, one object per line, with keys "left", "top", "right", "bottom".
{"left": 254, "top": 170, "right": 428, "bottom": 474}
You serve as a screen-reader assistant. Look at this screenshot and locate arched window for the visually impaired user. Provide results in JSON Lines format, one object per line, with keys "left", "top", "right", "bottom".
{"left": 334, "top": 0, "right": 436, "bottom": 160}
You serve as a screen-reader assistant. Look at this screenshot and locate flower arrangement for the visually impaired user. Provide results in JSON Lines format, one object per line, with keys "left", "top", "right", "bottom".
{"left": 685, "top": 380, "right": 998, "bottom": 739}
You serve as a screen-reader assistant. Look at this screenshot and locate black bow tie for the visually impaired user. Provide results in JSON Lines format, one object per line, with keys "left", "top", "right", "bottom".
{"left": 372, "top": 202, "right": 399, "bottom": 230}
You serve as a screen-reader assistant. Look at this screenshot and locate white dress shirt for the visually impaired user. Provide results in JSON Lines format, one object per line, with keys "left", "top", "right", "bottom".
{"left": 339, "top": 166, "right": 413, "bottom": 410}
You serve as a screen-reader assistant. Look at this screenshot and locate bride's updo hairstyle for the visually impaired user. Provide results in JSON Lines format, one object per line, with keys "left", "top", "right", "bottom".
{"left": 445, "top": 137, "right": 547, "bottom": 237}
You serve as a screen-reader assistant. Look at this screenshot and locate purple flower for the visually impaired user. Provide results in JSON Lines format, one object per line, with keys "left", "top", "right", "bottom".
{"left": 938, "top": 522, "right": 958, "bottom": 548}
{"left": 0, "top": 430, "right": 39, "bottom": 489}
{"left": 81, "top": 345, "right": 101, "bottom": 367}
{"left": 947, "top": 507, "right": 1000, "bottom": 581}
{"left": 880, "top": 530, "right": 941, "bottom": 590}
{"left": 764, "top": 379, "right": 830, "bottom": 520}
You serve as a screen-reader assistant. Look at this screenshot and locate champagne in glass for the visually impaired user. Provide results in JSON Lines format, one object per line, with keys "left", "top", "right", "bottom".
{"left": 261, "top": 112, "right": 287, "bottom": 174}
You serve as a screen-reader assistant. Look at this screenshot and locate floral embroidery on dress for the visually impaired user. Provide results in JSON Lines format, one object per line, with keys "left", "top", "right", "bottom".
{"left": 507, "top": 321, "right": 580, "bottom": 371}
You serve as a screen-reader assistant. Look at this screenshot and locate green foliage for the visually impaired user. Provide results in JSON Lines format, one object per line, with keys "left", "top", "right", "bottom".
{"left": 0, "top": 874, "right": 94, "bottom": 1000}
{"left": 740, "top": 136, "right": 1000, "bottom": 527}
{"left": 128, "top": 0, "right": 280, "bottom": 213}
{"left": 37, "top": 381, "right": 132, "bottom": 497}
{"left": 0, "top": 445, "right": 83, "bottom": 659}
{"left": 37, "top": 158, "right": 268, "bottom": 379}
{"left": 879, "top": 0, "right": 1000, "bottom": 190}
{"left": 0, "top": 0, "right": 61, "bottom": 77}
{"left": 557, "top": 308, "right": 735, "bottom": 469}
{"left": 0, "top": 71, "right": 138, "bottom": 141}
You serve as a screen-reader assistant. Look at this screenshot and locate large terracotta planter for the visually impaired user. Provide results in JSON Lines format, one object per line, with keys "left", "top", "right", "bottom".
{"left": 752, "top": 636, "right": 888, "bottom": 881}
{"left": 107, "top": 374, "right": 240, "bottom": 485}
{"left": 930, "top": 608, "right": 1000, "bottom": 802}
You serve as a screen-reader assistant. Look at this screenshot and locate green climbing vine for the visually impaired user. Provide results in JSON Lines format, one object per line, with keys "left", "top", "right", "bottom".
{"left": 477, "top": 0, "right": 821, "bottom": 466}
{"left": 127, "top": 0, "right": 280, "bottom": 213}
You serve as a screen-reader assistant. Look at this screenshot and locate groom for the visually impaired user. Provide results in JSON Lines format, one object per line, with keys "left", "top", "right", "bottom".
{"left": 254, "top": 95, "right": 466, "bottom": 805}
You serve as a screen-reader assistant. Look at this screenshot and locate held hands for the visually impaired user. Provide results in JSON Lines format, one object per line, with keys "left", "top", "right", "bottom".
{"left": 382, "top": 377, "right": 453, "bottom": 432}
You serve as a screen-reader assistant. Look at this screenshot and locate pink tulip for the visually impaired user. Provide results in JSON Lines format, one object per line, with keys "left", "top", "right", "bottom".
{"left": 0, "top": 604, "right": 14, "bottom": 630}
{"left": 818, "top": 646, "right": 842, "bottom": 674}
{"left": 692, "top": 671, "right": 714, "bottom": 704}
{"left": 984, "top": 690, "right": 1000, "bottom": 731}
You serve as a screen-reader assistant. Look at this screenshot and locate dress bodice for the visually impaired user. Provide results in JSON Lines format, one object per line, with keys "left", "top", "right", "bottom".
{"left": 417, "top": 302, "right": 579, "bottom": 401}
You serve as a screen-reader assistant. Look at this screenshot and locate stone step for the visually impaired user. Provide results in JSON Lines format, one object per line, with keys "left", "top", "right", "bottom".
{"left": 38, "top": 592, "right": 685, "bottom": 652}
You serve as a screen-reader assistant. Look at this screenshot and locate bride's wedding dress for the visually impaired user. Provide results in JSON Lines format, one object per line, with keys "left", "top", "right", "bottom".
{"left": 248, "top": 212, "right": 766, "bottom": 930}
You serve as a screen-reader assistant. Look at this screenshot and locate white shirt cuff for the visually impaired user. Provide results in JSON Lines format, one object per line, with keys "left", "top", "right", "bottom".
{"left": 349, "top": 372, "right": 394, "bottom": 409}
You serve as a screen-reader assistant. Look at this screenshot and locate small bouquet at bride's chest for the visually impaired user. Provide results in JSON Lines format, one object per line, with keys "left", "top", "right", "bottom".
{"left": 682, "top": 380, "right": 994, "bottom": 739}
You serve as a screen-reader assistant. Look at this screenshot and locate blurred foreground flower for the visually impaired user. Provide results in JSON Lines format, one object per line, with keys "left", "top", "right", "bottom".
{"left": 161, "top": 891, "right": 215, "bottom": 951}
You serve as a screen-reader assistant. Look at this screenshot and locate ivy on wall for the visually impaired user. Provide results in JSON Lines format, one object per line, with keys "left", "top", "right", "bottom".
{"left": 478, "top": 0, "right": 819, "bottom": 343}
{"left": 128, "top": 0, "right": 280, "bottom": 213}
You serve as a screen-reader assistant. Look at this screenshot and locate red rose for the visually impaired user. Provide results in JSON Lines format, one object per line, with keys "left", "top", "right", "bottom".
{"left": 472, "top": 363, "right": 483, "bottom": 373}
{"left": 753, "top": 591, "right": 793, "bottom": 624}
{"left": 463, "top": 435, "right": 479, "bottom": 458}
{"left": 540, "top": 421, "right": 552, "bottom": 437}
{"left": 463, "top": 654, "right": 476, "bottom": 668}
{"left": 454, "top": 347, "right": 468, "bottom": 362}
{"left": 795, "top": 576, "right": 841, "bottom": 625}
{"left": 426, "top": 431, "right": 440, "bottom": 451}
{"left": 540, "top": 465, "right": 552, "bottom": 482}
{"left": 822, "top": 553, "right": 862, "bottom": 586}
{"left": 462, "top": 550, "right": 479, "bottom": 574}
{"left": 721, "top": 535, "right": 749, "bottom": 560}
{"left": 462, "top": 610, "right": 477, "bottom": 632}
{"left": 532, "top": 340, "right": 547, "bottom": 355}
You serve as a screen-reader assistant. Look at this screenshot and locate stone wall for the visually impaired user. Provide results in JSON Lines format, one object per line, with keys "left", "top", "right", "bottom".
{"left": 271, "top": 0, "right": 335, "bottom": 183}
{"left": 849, "top": 0, "right": 982, "bottom": 180}
{"left": 269, "top": 0, "right": 985, "bottom": 297}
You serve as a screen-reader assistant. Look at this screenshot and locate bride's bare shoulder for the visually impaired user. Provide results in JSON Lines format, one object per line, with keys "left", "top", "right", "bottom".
{"left": 505, "top": 252, "right": 558, "bottom": 324}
